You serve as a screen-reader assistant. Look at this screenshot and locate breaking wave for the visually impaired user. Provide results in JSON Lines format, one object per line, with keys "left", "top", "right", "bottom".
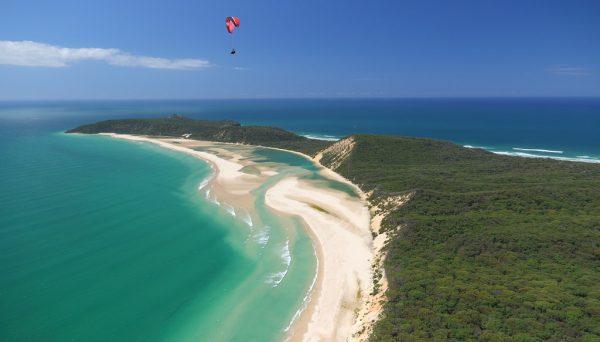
{"left": 283, "top": 247, "right": 318, "bottom": 333}
{"left": 462, "top": 144, "right": 599, "bottom": 164}
{"left": 197, "top": 178, "right": 210, "bottom": 191}
{"left": 254, "top": 226, "right": 270, "bottom": 247}
{"left": 223, "top": 202, "right": 236, "bottom": 217}
{"left": 208, "top": 192, "right": 220, "bottom": 206}
{"left": 494, "top": 151, "right": 600, "bottom": 163}
{"left": 300, "top": 133, "right": 341, "bottom": 141}
{"left": 241, "top": 211, "right": 253, "bottom": 227}
{"left": 265, "top": 241, "right": 291, "bottom": 287}
{"left": 513, "top": 147, "right": 563, "bottom": 154}
{"left": 464, "top": 145, "right": 491, "bottom": 150}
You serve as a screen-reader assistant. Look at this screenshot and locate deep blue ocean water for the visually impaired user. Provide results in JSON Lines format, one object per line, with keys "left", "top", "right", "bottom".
{"left": 2, "top": 98, "right": 599, "bottom": 161}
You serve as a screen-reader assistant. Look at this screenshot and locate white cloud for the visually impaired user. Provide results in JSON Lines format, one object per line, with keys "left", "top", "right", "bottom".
{"left": 547, "top": 67, "right": 590, "bottom": 76}
{"left": 0, "top": 40, "right": 211, "bottom": 70}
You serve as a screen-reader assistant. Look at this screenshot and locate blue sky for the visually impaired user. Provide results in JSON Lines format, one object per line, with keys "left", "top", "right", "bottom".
{"left": 0, "top": 0, "right": 599, "bottom": 99}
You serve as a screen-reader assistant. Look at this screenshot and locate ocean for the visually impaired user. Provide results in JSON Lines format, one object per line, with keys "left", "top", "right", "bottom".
{"left": 3, "top": 98, "right": 599, "bottom": 161}
{"left": 1, "top": 98, "right": 599, "bottom": 341}
{"left": 0, "top": 129, "right": 325, "bottom": 341}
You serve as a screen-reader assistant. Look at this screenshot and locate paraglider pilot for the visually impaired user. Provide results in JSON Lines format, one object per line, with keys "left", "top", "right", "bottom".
{"left": 226, "top": 17, "right": 240, "bottom": 55}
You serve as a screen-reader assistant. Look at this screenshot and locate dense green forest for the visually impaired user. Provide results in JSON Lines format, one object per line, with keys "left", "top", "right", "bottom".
{"left": 324, "top": 135, "right": 600, "bottom": 341}
{"left": 67, "top": 115, "right": 331, "bottom": 156}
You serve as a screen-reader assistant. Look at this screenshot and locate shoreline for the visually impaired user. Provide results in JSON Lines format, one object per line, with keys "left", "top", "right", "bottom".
{"left": 99, "top": 133, "right": 382, "bottom": 341}
{"left": 266, "top": 177, "right": 373, "bottom": 341}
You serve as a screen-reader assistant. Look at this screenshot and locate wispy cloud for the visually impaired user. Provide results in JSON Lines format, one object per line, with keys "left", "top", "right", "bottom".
{"left": 547, "top": 67, "right": 590, "bottom": 76}
{"left": 234, "top": 66, "right": 250, "bottom": 71}
{"left": 0, "top": 40, "right": 211, "bottom": 70}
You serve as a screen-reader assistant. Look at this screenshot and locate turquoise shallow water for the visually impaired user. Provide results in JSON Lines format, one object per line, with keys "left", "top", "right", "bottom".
{"left": 0, "top": 131, "right": 317, "bottom": 341}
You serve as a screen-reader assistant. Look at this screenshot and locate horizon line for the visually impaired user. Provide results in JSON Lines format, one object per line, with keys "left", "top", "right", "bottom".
{"left": 2, "top": 96, "right": 600, "bottom": 102}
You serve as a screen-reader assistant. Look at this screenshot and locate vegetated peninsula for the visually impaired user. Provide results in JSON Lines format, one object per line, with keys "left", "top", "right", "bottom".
{"left": 67, "top": 115, "right": 330, "bottom": 156}
{"left": 69, "top": 116, "right": 600, "bottom": 340}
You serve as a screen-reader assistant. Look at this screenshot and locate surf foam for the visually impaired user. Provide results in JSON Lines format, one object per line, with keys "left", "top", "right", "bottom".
{"left": 283, "top": 246, "right": 318, "bottom": 333}
{"left": 241, "top": 211, "right": 253, "bottom": 227}
{"left": 266, "top": 241, "right": 291, "bottom": 287}
{"left": 223, "top": 202, "right": 236, "bottom": 217}
{"left": 254, "top": 226, "right": 270, "bottom": 247}
{"left": 494, "top": 151, "right": 600, "bottom": 163}
{"left": 300, "top": 133, "right": 341, "bottom": 141}
{"left": 513, "top": 147, "right": 563, "bottom": 154}
{"left": 463, "top": 145, "right": 490, "bottom": 149}
{"left": 197, "top": 178, "right": 210, "bottom": 190}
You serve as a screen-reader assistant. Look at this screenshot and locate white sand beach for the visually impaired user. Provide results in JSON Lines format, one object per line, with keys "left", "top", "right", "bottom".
{"left": 266, "top": 177, "right": 373, "bottom": 341}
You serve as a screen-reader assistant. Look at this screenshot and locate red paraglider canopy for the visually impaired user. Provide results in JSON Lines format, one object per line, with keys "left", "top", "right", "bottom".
{"left": 226, "top": 17, "right": 240, "bottom": 34}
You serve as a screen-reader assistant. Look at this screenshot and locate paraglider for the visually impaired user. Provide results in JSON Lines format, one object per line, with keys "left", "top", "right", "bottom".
{"left": 226, "top": 16, "right": 240, "bottom": 55}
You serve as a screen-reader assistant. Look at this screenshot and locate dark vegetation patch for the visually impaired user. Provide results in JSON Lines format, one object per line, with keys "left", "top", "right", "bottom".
{"left": 67, "top": 115, "right": 332, "bottom": 156}
{"left": 309, "top": 203, "right": 330, "bottom": 215}
{"left": 326, "top": 135, "right": 600, "bottom": 341}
